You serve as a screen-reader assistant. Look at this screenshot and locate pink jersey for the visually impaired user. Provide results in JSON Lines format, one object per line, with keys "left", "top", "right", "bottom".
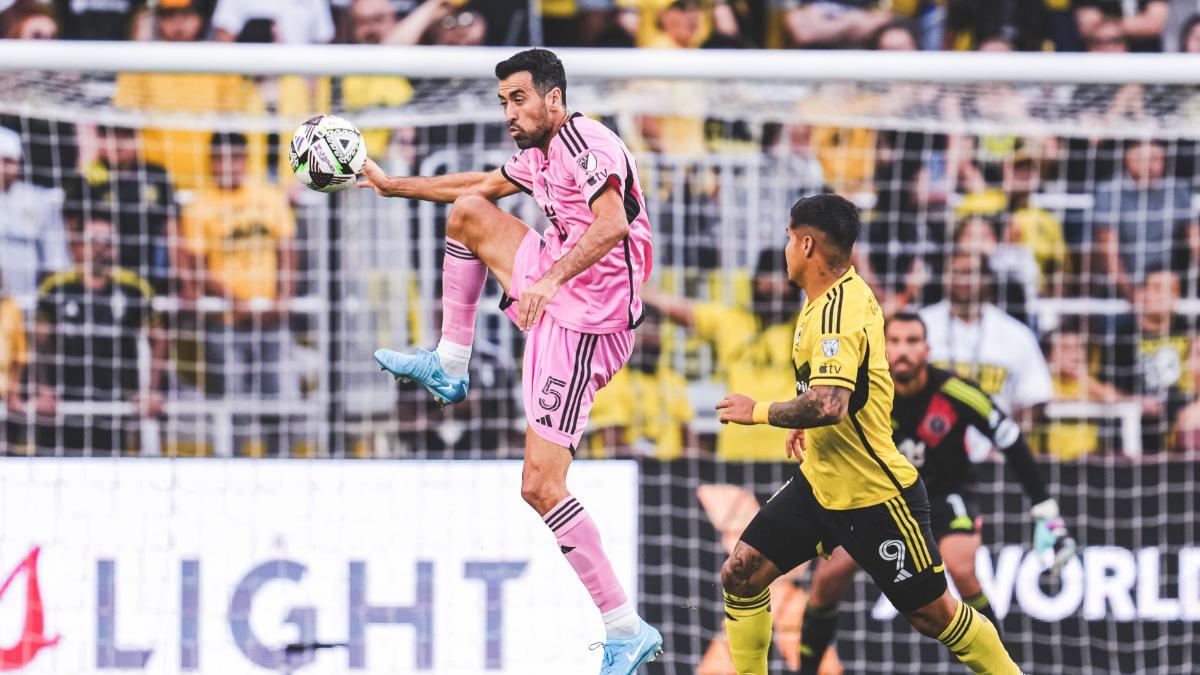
{"left": 501, "top": 113, "right": 653, "bottom": 334}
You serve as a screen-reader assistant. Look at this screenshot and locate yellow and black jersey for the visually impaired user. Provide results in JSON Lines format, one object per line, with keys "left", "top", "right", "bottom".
{"left": 793, "top": 266, "right": 919, "bottom": 510}
{"left": 36, "top": 267, "right": 158, "bottom": 400}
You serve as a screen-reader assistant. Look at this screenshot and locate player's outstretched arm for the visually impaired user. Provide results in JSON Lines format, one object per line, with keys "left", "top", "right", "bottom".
{"left": 716, "top": 386, "right": 850, "bottom": 429}
{"left": 357, "top": 158, "right": 521, "bottom": 203}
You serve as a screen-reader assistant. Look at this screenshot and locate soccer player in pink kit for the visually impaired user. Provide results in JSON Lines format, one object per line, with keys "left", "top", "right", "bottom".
{"left": 359, "top": 49, "right": 660, "bottom": 673}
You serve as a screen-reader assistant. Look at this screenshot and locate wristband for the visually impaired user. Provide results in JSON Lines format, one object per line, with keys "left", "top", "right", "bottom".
{"left": 752, "top": 401, "right": 772, "bottom": 425}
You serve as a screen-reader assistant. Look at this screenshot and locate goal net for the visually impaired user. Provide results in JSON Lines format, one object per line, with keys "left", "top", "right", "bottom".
{"left": 0, "top": 44, "right": 1197, "bottom": 674}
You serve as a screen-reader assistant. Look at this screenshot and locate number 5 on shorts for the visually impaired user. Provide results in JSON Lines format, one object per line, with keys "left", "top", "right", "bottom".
{"left": 539, "top": 376, "right": 568, "bottom": 412}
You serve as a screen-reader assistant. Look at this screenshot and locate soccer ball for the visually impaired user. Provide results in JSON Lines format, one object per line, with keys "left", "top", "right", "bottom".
{"left": 289, "top": 115, "right": 367, "bottom": 193}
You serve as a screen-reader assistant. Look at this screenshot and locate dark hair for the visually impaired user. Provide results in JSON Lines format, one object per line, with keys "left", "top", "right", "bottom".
{"left": 210, "top": 131, "right": 248, "bottom": 151}
{"left": 788, "top": 193, "right": 860, "bottom": 255}
{"left": 495, "top": 48, "right": 567, "bottom": 105}
{"left": 886, "top": 311, "right": 927, "bottom": 338}
{"left": 1180, "top": 14, "right": 1200, "bottom": 52}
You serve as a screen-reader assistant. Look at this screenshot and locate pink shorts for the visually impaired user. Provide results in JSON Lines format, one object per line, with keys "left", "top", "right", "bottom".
{"left": 502, "top": 231, "right": 634, "bottom": 452}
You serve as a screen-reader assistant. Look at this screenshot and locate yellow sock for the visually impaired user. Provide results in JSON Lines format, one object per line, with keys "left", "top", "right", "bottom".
{"left": 724, "top": 588, "right": 772, "bottom": 675}
{"left": 937, "top": 601, "right": 1021, "bottom": 675}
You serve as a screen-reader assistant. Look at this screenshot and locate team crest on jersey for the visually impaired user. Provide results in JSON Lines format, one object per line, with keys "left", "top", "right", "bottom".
{"left": 821, "top": 338, "right": 840, "bottom": 357}
{"left": 576, "top": 152, "right": 597, "bottom": 173}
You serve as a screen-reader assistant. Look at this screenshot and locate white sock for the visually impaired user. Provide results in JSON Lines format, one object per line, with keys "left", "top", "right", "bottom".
{"left": 436, "top": 339, "right": 471, "bottom": 377}
{"left": 602, "top": 601, "right": 641, "bottom": 639}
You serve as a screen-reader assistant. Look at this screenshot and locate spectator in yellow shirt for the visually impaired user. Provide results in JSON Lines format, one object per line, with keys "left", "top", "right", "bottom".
{"left": 587, "top": 308, "right": 696, "bottom": 459}
{"left": 643, "top": 249, "right": 803, "bottom": 460}
{"left": 180, "top": 132, "right": 297, "bottom": 418}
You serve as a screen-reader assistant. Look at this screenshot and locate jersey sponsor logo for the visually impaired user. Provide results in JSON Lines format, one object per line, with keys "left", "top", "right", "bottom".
{"left": 821, "top": 338, "right": 840, "bottom": 358}
{"left": 818, "top": 363, "right": 841, "bottom": 375}
{"left": 879, "top": 539, "right": 911, "bottom": 582}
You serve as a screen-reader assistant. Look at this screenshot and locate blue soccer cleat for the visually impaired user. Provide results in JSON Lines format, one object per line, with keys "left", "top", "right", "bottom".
{"left": 595, "top": 620, "right": 663, "bottom": 675}
{"left": 374, "top": 347, "right": 469, "bottom": 406}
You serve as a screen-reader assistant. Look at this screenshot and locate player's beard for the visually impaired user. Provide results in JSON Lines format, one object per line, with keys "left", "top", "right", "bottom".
{"left": 511, "top": 117, "right": 552, "bottom": 150}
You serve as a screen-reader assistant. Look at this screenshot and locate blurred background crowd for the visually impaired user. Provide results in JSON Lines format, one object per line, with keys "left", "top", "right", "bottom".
{"left": 5, "top": 0, "right": 1200, "bottom": 52}
{"left": 2, "top": 0, "right": 1200, "bottom": 463}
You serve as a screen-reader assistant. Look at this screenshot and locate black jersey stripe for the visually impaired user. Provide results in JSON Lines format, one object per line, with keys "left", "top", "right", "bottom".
{"left": 558, "top": 123, "right": 581, "bottom": 155}
{"left": 828, "top": 287, "right": 842, "bottom": 333}
{"left": 833, "top": 283, "right": 846, "bottom": 332}
{"left": 566, "top": 118, "right": 589, "bottom": 150}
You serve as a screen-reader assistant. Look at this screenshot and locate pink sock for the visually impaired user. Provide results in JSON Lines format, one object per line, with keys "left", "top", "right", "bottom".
{"left": 441, "top": 238, "right": 487, "bottom": 347}
{"left": 543, "top": 496, "right": 630, "bottom": 614}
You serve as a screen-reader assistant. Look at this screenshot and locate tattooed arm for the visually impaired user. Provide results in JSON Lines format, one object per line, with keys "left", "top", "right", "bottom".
{"left": 767, "top": 386, "right": 850, "bottom": 428}
{"left": 716, "top": 386, "right": 850, "bottom": 429}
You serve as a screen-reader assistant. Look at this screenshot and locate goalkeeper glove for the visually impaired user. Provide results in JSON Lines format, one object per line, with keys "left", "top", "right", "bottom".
{"left": 1031, "top": 498, "right": 1076, "bottom": 575}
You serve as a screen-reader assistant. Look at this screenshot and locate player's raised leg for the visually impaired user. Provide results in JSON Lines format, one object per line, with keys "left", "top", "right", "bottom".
{"left": 905, "top": 591, "right": 1019, "bottom": 675}
{"left": 374, "top": 194, "right": 528, "bottom": 404}
{"left": 797, "top": 546, "right": 858, "bottom": 675}
{"left": 839, "top": 481, "right": 1022, "bottom": 675}
{"left": 941, "top": 532, "right": 1003, "bottom": 632}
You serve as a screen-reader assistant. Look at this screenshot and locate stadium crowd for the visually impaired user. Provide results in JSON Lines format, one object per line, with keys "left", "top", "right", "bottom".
{"left": 1, "top": 0, "right": 1200, "bottom": 461}
{"left": 1, "top": 0, "right": 1199, "bottom": 54}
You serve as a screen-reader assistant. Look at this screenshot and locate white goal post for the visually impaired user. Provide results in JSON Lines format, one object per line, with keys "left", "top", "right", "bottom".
{"left": 3, "top": 41, "right": 1200, "bottom": 83}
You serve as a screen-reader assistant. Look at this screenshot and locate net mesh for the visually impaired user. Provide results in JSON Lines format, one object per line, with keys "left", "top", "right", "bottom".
{"left": 0, "top": 65, "right": 1198, "bottom": 674}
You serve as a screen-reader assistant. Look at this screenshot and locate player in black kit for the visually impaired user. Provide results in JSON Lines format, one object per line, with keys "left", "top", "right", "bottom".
{"left": 796, "top": 312, "right": 1077, "bottom": 675}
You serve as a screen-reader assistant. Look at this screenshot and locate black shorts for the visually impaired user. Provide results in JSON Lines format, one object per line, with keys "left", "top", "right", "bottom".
{"left": 929, "top": 490, "right": 980, "bottom": 541}
{"left": 741, "top": 470, "right": 947, "bottom": 613}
